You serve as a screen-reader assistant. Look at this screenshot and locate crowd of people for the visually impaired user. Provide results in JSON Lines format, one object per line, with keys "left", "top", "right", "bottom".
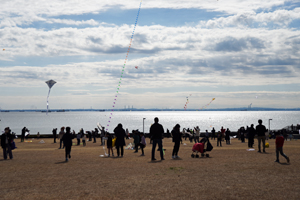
{"left": 0, "top": 118, "right": 291, "bottom": 164}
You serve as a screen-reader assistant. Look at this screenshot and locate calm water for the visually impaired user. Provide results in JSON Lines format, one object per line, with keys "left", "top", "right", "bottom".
{"left": 0, "top": 111, "right": 299, "bottom": 134}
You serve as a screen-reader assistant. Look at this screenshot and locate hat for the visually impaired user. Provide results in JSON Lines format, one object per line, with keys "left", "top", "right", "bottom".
{"left": 4, "top": 127, "right": 10, "bottom": 131}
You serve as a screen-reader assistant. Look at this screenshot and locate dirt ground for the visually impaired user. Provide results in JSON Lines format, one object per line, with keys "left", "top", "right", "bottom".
{"left": 0, "top": 137, "right": 299, "bottom": 200}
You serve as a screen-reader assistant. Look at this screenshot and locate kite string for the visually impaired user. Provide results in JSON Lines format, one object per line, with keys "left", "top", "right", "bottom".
{"left": 46, "top": 89, "right": 51, "bottom": 115}
{"left": 106, "top": 0, "right": 143, "bottom": 131}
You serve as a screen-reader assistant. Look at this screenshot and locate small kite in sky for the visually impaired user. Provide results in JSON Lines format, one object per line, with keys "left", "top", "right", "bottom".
{"left": 3, "top": 49, "right": 5, "bottom": 51}
{"left": 199, "top": 98, "right": 216, "bottom": 110}
{"left": 135, "top": 66, "right": 138, "bottom": 69}
{"left": 45, "top": 80, "right": 56, "bottom": 115}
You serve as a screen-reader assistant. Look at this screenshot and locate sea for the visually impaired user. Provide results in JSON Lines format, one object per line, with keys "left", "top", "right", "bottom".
{"left": 0, "top": 111, "right": 299, "bottom": 135}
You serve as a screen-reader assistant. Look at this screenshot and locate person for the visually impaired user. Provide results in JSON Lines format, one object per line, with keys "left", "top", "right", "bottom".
{"left": 114, "top": 123, "right": 126, "bottom": 157}
{"left": 221, "top": 127, "right": 225, "bottom": 141}
{"left": 92, "top": 129, "right": 97, "bottom": 143}
{"left": 256, "top": 119, "right": 267, "bottom": 153}
{"left": 217, "top": 131, "right": 222, "bottom": 147}
{"left": 58, "top": 127, "right": 65, "bottom": 149}
{"left": 106, "top": 132, "right": 114, "bottom": 157}
{"left": 274, "top": 132, "right": 290, "bottom": 163}
{"left": 225, "top": 128, "right": 231, "bottom": 144}
{"left": 52, "top": 128, "right": 57, "bottom": 143}
{"left": 82, "top": 133, "right": 86, "bottom": 146}
{"left": 194, "top": 126, "right": 200, "bottom": 143}
{"left": 37, "top": 132, "right": 40, "bottom": 138}
{"left": 100, "top": 127, "right": 105, "bottom": 146}
{"left": 133, "top": 130, "right": 140, "bottom": 153}
{"left": 62, "top": 127, "right": 74, "bottom": 162}
{"left": 1, "top": 127, "right": 14, "bottom": 160}
{"left": 21, "top": 127, "right": 26, "bottom": 142}
{"left": 240, "top": 127, "right": 245, "bottom": 143}
{"left": 205, "top": 130, "right": 209, "bottom": 138}
{"left": 139, "top": 132, "right": 146, "bottom": 156}
{"left": 248, "top": 124, "right": 255, "bottom": 148}
{"left": 149, "top": 117, "right": 164, "bottom": 161}
{"left": 211, "top": 127, "right": 216, "bottom": 140}
{"left": 125, "top": 128, "right": 129, "bottom": 139}
{"left": 76, "top": 132, "right": 81, "bottom": 146}
{"left": 172, "top": 124, "right": 181, "bottom": 159}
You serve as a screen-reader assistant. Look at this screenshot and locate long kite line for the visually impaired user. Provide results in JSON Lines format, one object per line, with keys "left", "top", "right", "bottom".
{"left": 198, "top": 98, "right": 216, "bottom": 110}
{"left": 106, "top": 0, "right": 143, "bottom": 131}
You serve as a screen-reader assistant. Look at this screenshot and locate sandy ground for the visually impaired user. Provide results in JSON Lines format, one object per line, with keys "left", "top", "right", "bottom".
{"left": 0, "top": 137, "right": 299, "bottom": 200}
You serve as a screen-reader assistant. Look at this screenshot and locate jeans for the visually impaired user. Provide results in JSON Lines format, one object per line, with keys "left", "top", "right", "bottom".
{"left": 140, "top": 144, "right": 145, "bottom": 155}
{"left": 116, "top": 146, "right": 124, "bottom": 156}
{"left": 172, "top": 141, "right": 180, "bottom": 156}
{"left": 194, "top": 136, "right": 199, "bottom": 143}
{"left": 152, "top": 139, "right": 164, "bottom": 160}
{"left": 3, "top": 144, "right": 13, "bottom": 159}
{"left": 257, "top": 136, "right": 265, "bottom": 152}
{"left": 60, "top": 139, "right": 64, "bottom": 149}
{"left": 276, "top": 147, "right": 288, "bottom": 161}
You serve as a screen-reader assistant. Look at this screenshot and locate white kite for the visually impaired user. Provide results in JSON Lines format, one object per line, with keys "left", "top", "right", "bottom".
{"left": 45, "top": 80, "right": 56, "bottom": 115}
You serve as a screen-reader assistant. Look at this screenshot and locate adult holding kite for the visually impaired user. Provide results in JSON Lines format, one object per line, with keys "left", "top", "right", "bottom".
{"left": 45, "top": 80, "right": 56, "bottom": 114}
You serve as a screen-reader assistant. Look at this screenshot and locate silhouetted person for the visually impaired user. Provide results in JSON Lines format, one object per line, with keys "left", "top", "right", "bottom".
{"left": 62, "top": 127, "right": 74, "bottom": 162}
{"left": 58, "top": 127, "right": 65, "bottom": 149}
{"left": 1, "top": 127, "right": 14, "bottom": 160}
{"left": 21, "top": 127, "right": 26, "bottom": 142}
{"left": 211, "top": 127, "right": 216, "bottom": 140}
{"left": 274, "top": 132, "right": 290, "bottom": 163}
{"left": 172, "top": 124, "right": 181, "bottom": 159}
{"left": 248, "top": 124, "right": 255, "bottom": 148}
{"left": 225, "top": 128, "right": 231, "bottom": 144}
{"left": 256, "top": 119, "right": 267, "bottom": 153}
{"left": 114, "top": 123, "right": 126, "bottom": 157}
{"left": 52, "top": 128, "right": 57, "bottom": 143}
{"left": 217, "top": 131, "right": 222, "bottom": 147}
{"left": 149, "top": 117, "right": 164, "bottom": 161}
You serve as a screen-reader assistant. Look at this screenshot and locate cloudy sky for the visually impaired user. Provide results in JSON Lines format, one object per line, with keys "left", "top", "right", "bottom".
{"left": 0, "top": 0, "right": 300, "bottom": 110}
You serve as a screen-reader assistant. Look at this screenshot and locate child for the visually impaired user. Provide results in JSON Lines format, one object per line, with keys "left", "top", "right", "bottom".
{"left": 275, "top": 132, "right": 290, "bottom": 163}
{"left": 217, "top": 131, "right": 222, "bottom": 147}
{"left": 106, "top": 133, "right": 114, "bottom": 157}
{"left": 133, "top": 130, "right": 140, "bottom": 153}
{"left": 139, "top": 132, "right": 146, "bottom": 156}
{"left": 82, "top": 133, "right": 86, "bottom": 146}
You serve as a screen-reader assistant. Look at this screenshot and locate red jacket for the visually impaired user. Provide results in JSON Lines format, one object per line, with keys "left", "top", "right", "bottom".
{"left": 275, "top": 136, "right": 284, "bottom": 148}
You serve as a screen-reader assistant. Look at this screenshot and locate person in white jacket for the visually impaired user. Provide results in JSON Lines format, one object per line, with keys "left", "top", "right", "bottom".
{"left": 194, "top": 126, "right": 200, "bottom": 143}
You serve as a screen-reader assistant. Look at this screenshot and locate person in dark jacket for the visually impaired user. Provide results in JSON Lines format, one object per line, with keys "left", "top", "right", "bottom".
{"left": 256, "top": 119, "right": 267, "bottom": 153}
{"left": 62, "top": 127, "right": 74, "bottom": 162}
{"left": 172, "top": 124, "right": 181, "bottom": 159}
{"left": 21, "top": 127, "right": 26, "bottom": 142}
{"left": 149, "top": 117, "right": 164, "bottom": 161}
{"left": 225, "top": 128, "right": 231, "bottom": 144}
{"left": 133, "top": 130, "right": 140, "bottom": 153}
{"left": 52, "top": 128, "right": 57, "bottom": 143}
{"left": 1, "top": 127, "right": 14, "bottom": 160}
{"left": 217, "top": 131, "right": 222, "bottom": 147}
{"left": 114, "top": 123, "right": 126, "bottom": 157}
{"left": 248, "top": 124, "right": 255, "bottom": 148}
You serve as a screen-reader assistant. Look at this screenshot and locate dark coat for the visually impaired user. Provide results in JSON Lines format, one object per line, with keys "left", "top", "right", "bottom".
{"left": 256, "top": 124, "right": 267, "bottom": 137}
{"left": 114, "top": 127, "right": 126, "bottom": 147}
{"left": 172, "top": 129, "right": 181, "bottom": 143}
{"left": 62, "top": 132, "right": 74, "bottom": 147}
{"left": 149, "top": 123, "right": 164, "bottom": 140}
{"left": 248, "top": 127, "right": 256, "bottom": 138}
{"left": 1, "top": 133, "right": 13, "bottom": 148}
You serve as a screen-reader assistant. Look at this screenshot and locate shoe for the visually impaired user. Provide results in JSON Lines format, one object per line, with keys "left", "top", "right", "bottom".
{"left": 176, "top": 156, "right": 180, "bottom": 158}
{"left": 151, "top": 158, "right": 156, "bottom": 161}
{"left": 172, "top": 156, "right": 176, "bottom": 159}
{"left": 112, "top": 154, "right": 114, "bottom": 157}
{"left": 161, "top": 158, "right": 165, "bottom": 161}
{"left": 263, "top": 150, "right": 266, "bottom": 153}
{"left": 258, "top": 150, "right": 261, "bottom": 153}
{"left": 120, "top": 156, "right": 123, "bottom": 158}
{"left": 141, "top": 154, "right": 145, "bottom": 156}
{"left": 66, "top": 158, "right": 68, "bottom": 162}
{"left": 134, "top": 151, "right": 138, "bottom": 153}
{"left": 108, "top": 154, "right": 110, "bottom": 157}
{"left": 287, "top": 157, "right": 290, "bottom": 163}
{"left": 69, "top": 155, "right": 71, "bottom": 159}
{"left": 274, "top": 160, "right": 279, "bottom": 163}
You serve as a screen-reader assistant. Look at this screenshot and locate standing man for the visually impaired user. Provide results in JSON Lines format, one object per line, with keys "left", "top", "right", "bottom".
{"left": 248, "top": 124, "right": 255, "bottom": 148}
{"left": 150, "top": 117, "right": 165, "bottom": 161}
{"left": 194, "top": 126, "right": 200, "bottom": 143}
{"left": 1, "top": 127, "right": 14, "bottom": 160}
{"left": 256, "top": 119, "right": 267, "bottom": 153}
{"left": 58, "top": 127, "right": 65, "bottom": 149}
{"left": 52, "top": 128, "right": 57, "bottom": 143}
{"left": 172, "top": 124, "right": 181, "bottom": 159}
{"left": 211, "top": 127, "right": 216, "bottom": 140}
{"left": 21, "top": 127, "right": 26, "bottom": 142}
{"left": 62, "top": 127, "right": 74, "bottom": 162}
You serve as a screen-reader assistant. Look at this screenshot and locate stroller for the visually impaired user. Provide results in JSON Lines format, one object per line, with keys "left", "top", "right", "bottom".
{"left": 191, "top": 137, "right": 213, "bottom": 158}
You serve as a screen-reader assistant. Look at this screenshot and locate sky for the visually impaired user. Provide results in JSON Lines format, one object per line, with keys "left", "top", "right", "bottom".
{"left": 0, "top": 0, "right": 300, "bottom": 110}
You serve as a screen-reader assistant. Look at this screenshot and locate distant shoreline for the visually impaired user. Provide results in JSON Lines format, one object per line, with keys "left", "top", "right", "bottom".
{"left": 1, "top": 108, "right": 300, "bottom": 112}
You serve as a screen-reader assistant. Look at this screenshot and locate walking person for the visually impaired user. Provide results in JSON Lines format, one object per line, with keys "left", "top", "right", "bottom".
{"left": 76, "top": 132, "right": 81, "bottom": 146}
{"left": 62, "top": 127, "right": 74, "bottom": 162}
{"left": 256, "top": 119, "right": 267, "bottom": 153}
{"left": 194, "top": 126, "right": 200, "bottom": 143}
{"left": 58, "top": 127, "right": 65, "bottom": 149}
{"left": 274, "top": 132, "right": 290, "bottom": 163}
{"left": 52, "top": 128, "right": 57, "bottom": 143}
{"left": 211, "top": 127, "right": 216, "bottom": 140}
{"left": 1, "top": 127, "right": 14, "bottom": 160}
{"left": 139, "top": 132, "right": 146, "bottom": 156}
{"left": 217, "top": 131, "right": 222, "bottom": 147}
{"left": 225, "top": 128, "right": 231, "bottom": 144}
{"left": 150, "top": 117, "right": 165, "bottom": 161}
{"left": 172, "top": 124, "right": 181, "bottom": 159}
{"left": 248, "top": 124, "right": 255, "bottom": 148}
{"left": 114, "top": 123, "right": 126, "bottom": 157}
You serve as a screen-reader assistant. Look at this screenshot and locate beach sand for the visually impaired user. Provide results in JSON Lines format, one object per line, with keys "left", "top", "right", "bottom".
{"left": 0, "top": 138, "right": 299, "bottom": 200}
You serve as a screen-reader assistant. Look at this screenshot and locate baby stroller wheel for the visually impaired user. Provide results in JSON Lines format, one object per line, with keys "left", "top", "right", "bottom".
{"left": 196, "top": 154, "right": 199, "bottom": 158}
{"left": 206, "top": 154, "right": 209, "bottom": 157}
{"left": 191, "top": 154, "right": 195, "bottom": 158}
{"left": 201, "top": 153, "right": 205, "bottom": 157}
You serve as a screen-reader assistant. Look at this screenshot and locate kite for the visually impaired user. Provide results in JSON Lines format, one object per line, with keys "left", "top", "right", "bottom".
{"left": 3, "top": 49, "right": 5, "bottom": 51}
{"left": 199, "top": 98, "right": 215, "bottom": 110}
{"left": 184, "top": 96, "right": 189, "bottom": 111}
{"left": 45, "top": 80, "right": 56, "bottom": 115}
{"left": 106, "top": 0, "right": 143, "bottom": 131}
